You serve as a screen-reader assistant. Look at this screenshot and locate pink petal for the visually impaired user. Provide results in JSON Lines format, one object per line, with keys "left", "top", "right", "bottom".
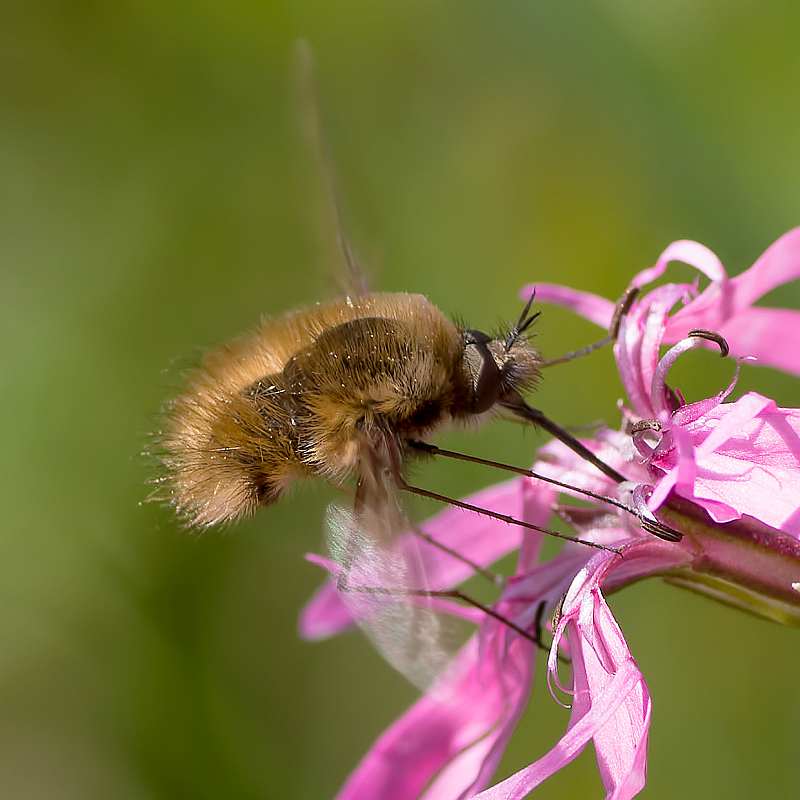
{"left": 503, "top": 548, "right": 593, "bottom": 607}
{"left": 420, "top": 632, "right": 535, "bottom": 800}
{"left": 650, "top": 393, "right": 800, "bottom": 537}
{"left": 509, "top": 516, "right": 689, "bottom": 609}
{"left": 645, "top": 469, "right": 676, "bottom": 513}
{"left": 335, "top": 483, "right": 557, "bottom": 799}
{"left": 520, "top": 284, "right": 615, "bottom": 329}
{"left": 715, "top": 307, "right": 800, "bottom": 374}
{"left": 632, "top": 239, "right": 726, "bottom": 289}
{"left": 729, "top": 226, "right": 800, "bottom": 303}
{"left": 573, "top": 597, "right": 650, "bottom": 799}
{"left": 686, "top": 454, "right": 800, "bottom": 533}
{"left": 615, "top": 283, "right": 692, "bottom": 418}
{"left": 472, "top": 659, "right": 642, "bottom": 800}
{"left": 299, "top": 556, "right": 353, "bottom": 640}
{"left": 298, "top": 479, "right": 532, "bottom": 640}
{"left": 636, "top": 284, "right": 695, "bottom": 409}
{"left": 478, "top": 539, "right": 688, "bottom": 800}
{"left": 694, "top": 392, "right": 773, "bottom": 457}
{"left": 615, "top": 313, "right": 652, "bottom": 419}
{"left": 337, "top": 625, "right": 536, "bottom": 800}
{"left": 666, "top": 228, "right": 800, "bottom": 359}
{"left": 599, "top": 539, "right": 691, "bottom": 593}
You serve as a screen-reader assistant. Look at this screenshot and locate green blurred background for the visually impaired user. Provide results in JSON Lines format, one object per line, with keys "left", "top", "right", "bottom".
{"left": 3, "top": 2, "right": 800, "bottom": 798}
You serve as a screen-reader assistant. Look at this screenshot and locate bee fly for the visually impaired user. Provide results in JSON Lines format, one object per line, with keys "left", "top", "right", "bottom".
{"left": 150, "top": 44, "right": 680, "bottom": 685}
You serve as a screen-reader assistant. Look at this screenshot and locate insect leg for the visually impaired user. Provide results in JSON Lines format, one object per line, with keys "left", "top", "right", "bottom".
{"left": 336, "top": 580, "right": 563, "bottom": 657}
{"left": 410, "top": 524, "right": 505, "bottom": 586}
{"left": 407, "top": 440, "right": 682, "bottom": 543}
{"left": 441, "top": 591, "right": 566, "bottom": 660}
{"left": 539, "top": 286, "right": 639, "bottom": 368}
{"left": 393, "top": 472, "right": 622, "bottom": 555}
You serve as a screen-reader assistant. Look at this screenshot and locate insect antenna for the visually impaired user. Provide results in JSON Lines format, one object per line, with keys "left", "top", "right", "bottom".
{"left": 408, "top": 440, "right": 682, "bottom": 543}
{"left": 504, "top": 290, "right": 541, "bottom": 352}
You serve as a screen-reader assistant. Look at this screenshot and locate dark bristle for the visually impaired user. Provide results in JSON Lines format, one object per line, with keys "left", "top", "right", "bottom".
{"left": 505, "top": 291, "right": 540, "bottom": 352}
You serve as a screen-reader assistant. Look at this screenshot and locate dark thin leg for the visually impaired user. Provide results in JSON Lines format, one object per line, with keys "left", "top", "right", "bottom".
{"left": 502, "top": 394, "right": 627, "bottom": 484}
{"left": 410, "top": 525, "right": 504, "bottom": 586}
{"left": 533, "top": 600, "right": 550, "bottom": 652}
{"left": 409, "top": 440, "right": 630, "bottom": 511}
{"left": 437, "top": 589, "right": 544, "bottom": 650}
{"left": 339, "top": 581, "right": 567, "bottom": 659}
{"left": 540, "top": 287, "right": 639, "bottom": 368}
{"left": 381, "top": 433, "right": 618, "bottom": 554}
{"left": 503, "top": 399, "right": 682, "bottom": 542}
{"left": 394, "top": 472, "right": 622, "bottom": 555}
{"left": 408, "top": 440, "right": 682, "bottom": 543}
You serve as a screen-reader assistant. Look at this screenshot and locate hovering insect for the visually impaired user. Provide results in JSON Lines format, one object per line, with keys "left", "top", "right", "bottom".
{"left": 154, "top": 266, "right": 680, "bottom": 686}
{"left": 153, "top": 45, "right": 679, "bottom": 686}
{"left": 160, "top": 290, "right": 535, "bottom": 525}
{"left": 156, "top": 272, "right": 666, "bottom": 540}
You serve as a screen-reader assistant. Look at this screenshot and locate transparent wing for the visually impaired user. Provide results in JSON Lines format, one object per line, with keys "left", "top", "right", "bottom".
{"left": 294, "top": 40, "right": 371, "bottom": 297}
{"left": 325, "top": 452, "right": 469, "bottom": 690}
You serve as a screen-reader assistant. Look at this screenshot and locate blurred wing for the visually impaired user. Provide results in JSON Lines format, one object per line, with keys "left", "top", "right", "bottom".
{"left": 294, "top": 40, "right": 371, "bottom": 297}
{"left": 325, "top": 448, "right": 464, "bottom": 690}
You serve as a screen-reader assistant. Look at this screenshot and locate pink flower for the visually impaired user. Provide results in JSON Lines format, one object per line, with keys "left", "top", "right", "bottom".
{"left": 529, "top": 228, "right": 800, "bottom": 537}
{"left": 527, "top": 227, "right": 800, "bottom": 378}
{"left": 300, "top": 230, "right": 800, "bottom": 799}
{"left": 304, "top": 480, "right": 557, "bottom": 800}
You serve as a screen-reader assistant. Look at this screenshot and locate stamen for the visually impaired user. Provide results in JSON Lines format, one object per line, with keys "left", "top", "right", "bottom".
{"left": 609, "top": 286, "right": 640, "bottom": 339}
{"left": 651, "top": 330, "right": 731, "bottom": 418}
{"left": 687, "top": 329, "right": 730, "bottom": 358}
{"left": 630, "top": 419, "right": 663, "bottom": 459}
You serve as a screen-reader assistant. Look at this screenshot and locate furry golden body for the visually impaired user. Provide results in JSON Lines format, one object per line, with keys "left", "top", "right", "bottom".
{"left": 161, "top": 292, "right": 539, "bottom": 527}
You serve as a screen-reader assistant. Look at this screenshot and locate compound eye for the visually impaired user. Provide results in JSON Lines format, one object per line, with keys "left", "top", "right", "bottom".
{"left": 464, "top": 330, "right": 501, "bottom": 413}
{"left": 464, "top": 329, "right": 492, "bottom": 346}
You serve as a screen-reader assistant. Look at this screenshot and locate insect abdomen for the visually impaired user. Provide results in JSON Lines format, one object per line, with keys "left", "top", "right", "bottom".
{"left": 158, "top": 292, "right": 464, "bottom": 527}
{"left": 159, "top": 377, "right": 305, "bottom": 527}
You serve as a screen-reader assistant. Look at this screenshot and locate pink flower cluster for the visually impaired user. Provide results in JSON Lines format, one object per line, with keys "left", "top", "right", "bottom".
{"left": 300, "top": 229, "right": 800, "bottom": 799}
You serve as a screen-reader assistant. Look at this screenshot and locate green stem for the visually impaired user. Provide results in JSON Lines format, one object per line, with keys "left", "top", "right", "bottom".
{"left": 656, "top": 498, "right": 800, "bottom": 626}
